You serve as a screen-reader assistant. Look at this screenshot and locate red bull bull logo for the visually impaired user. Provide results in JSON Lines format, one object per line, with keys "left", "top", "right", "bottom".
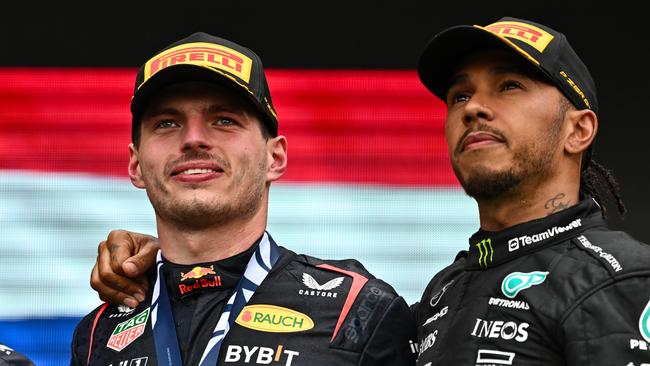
{"left": 180, "top": 265, "right": 216, "bottom": 281}
{"left": 178, "top": 265, "right": 222, "bottom": 295}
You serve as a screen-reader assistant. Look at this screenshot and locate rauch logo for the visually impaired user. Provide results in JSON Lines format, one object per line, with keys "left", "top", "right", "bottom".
{"left": 235, "top": 304, "right": 314, "bottom": 333}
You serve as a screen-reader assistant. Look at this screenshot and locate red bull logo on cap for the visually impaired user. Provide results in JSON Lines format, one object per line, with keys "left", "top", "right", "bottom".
{"left": 484, "top": 21, "right": 554, "bottom": 53}
{"left": 143, "top": 42, "right": 253, "bottom": 85}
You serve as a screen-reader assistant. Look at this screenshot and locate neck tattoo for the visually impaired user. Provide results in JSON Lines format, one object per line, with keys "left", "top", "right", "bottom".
{"left": 545, "top": 193, "right": 570, "bottom": 215}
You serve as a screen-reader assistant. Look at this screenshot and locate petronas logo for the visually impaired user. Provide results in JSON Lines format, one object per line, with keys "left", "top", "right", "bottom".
{"left": 501, "top": 271, "right": 548, "bottom": 298}
{"left": 475, "top": 239, "right": 493, "bottom": 268}
{"left": 640, "top": 299, "right": 650, "bottom": 343}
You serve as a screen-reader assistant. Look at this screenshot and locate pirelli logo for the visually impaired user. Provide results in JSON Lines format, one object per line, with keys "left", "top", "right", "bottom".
{"left": 484, "top": 21, "right": 554, "bottom": 53}
{"left": 143, "top": 42, "right": 253, "bottom": 85}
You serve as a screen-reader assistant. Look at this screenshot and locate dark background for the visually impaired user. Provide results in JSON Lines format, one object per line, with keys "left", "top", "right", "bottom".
{"left": 4, "top": 1, "right": 648, "bottom": 242}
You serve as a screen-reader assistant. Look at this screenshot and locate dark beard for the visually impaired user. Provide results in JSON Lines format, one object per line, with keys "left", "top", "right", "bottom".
{"left": 456, "top": 164, "right": 522, "bottom": 201}
{"left": 452, "top": 98, "right": 569, "bottom": 201}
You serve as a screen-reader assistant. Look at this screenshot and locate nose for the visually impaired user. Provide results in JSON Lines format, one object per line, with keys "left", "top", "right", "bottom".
{"left": 462, "top": 95, "right": 494, "bottom": 125}
{"left": 181, "top": 118, "right": 212, "bottom": 152}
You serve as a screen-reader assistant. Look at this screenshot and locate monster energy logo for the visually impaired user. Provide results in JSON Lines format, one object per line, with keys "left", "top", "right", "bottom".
{"left": 475, "top": 239, "right": 493, "bottom": 267}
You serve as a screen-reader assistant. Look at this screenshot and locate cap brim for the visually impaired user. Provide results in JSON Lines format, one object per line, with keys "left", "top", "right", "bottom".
{"left": 417, "top": 25, "right": 546, "bottom": 102}
{"left": 131, "top": 64, "right": 277, "bottom": 136}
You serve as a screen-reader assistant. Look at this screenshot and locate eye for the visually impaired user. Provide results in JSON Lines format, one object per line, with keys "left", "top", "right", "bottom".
{"left": 500, "top": 80, "right": 523, "bottom": 91}
{"left": 215, "top": 118, "right": 235, "bottom": 126}
{"left": 156, "top": 120, "right": 179, "bottom": 129}
{"left": 447, "top": 91, "right": 471, "bottom": 105}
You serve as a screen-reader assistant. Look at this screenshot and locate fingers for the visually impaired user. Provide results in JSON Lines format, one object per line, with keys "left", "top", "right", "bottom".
{"left": 122, "top": 232, "right": 159, "bottom": 278}
{"left": 90, "top": 247, "right": 141, "bottom": 308}
{"left": 106, "top": 230, "right": 139, "bottom": 276}
{"left": 93, "top": 237, "right": 147, "bottom": 306}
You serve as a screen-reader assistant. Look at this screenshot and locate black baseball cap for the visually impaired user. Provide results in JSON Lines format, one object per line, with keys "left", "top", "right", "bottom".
{"left": 130, "top": 32, "right": 279, "bottom": 141}
{"left": 418, "top": 17, "right": 598, "bottom": 114}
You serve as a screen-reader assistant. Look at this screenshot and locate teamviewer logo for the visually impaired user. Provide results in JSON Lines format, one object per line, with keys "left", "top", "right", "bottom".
{"left": 508, "top": 238, "right": 520, "bottom": 252}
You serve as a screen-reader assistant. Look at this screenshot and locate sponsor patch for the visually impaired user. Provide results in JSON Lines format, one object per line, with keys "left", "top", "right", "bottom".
{"left": 418, "top": 330, "right": 438, "bottom": 356}
{"left": 109, "top": 304, "right": 135, "bottom": 318}
{"left": 508, "top": 219, "right": 582, "bottom": 252}
{"left": 476, "top": 349, "right": 515, "bottom": 365}
{"left": 471, "top": 318, "right": 529, "bottom": 342}
{"left": 109, "top": 357, "right": 148, "bottom": 366}
{"left": 484, "top": 21, "right": 554, "bottom": 53}
{"left": 107, "top": 308, "right": 150, "bottom": 352}
{"left": 235, "top": 304, "right": 314, "bottom": 333}
{"left": 641, "top": 299, "right": 650, "bottom": 343}
{"left": 177, "top": 265, "right": 222, "bottom": 296}
{"left": 430, "top": 280, "right": 454, "bottom": 307}
{"left": 422, "top": 306, "right": 448, "bottom": 326}
{"left": 501, "top": 271, "right": 548, "bottom": 298}
{"left": 342, "top": 286, "right": 386, "bottom": 343}
{"left": 575, "top": 235, "right": 623, "bottom": 272}
{"left": 299, "top": 273, "right": 343, "bottom": 298}
{"left": 488, "top": 297, "right": 530, "bottom": 310}
{"left": 142, "top": 42, "right": 253, "bottom": 85}
{"left": 224, "top": 344, "right": 299, "bottom": 365}
{"left": 475, "top": 239, "right": 493, "bottom": 268}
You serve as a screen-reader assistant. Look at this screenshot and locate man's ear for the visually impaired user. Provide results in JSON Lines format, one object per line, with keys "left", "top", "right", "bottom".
{"left": 565, "top": 109, "right": 598, "bottom": 155}
{"left": 128, "top": 143, "right": 146, "bottom": 189}
{"left": 266, "top": 135, "right": 288, "bottom": 183}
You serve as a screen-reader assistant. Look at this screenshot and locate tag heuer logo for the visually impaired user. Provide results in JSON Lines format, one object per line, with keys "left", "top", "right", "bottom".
{"left": 107, "top": 308, "right": 150, "bottom": 352}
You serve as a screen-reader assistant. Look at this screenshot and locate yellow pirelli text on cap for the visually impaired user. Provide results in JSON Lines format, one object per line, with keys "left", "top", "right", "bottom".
{"left": 559, "top": 70, "right": 591, "bottom": 109}
{"left": 143, "top": 42, "right": 253, "bottom": 85}
{"left": 235, "top": 304, "right": 314, "bottom": 333}
{"left": 484, "top": 21, "right": 554, "bottom": 53}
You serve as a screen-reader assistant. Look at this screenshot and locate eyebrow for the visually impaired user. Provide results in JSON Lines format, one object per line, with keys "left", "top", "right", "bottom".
{"left": 142, "top": 103, "right": 245, "bottom": 119}
{"left": 447, "top": 65, "right": 534, "bottom": 91}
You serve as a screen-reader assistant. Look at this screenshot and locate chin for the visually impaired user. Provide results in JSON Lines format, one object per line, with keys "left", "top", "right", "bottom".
{"left": 454, "top": 163, "right": 521, "bottom": 201}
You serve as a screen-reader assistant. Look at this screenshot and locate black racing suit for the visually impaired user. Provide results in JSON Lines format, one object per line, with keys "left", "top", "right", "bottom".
{"left": 71, "top": 233, "right": 417, "bottom": 366}
{"left": 413, "top": 198, "right": 650, "bottom": 365}
{"left": 0, "top": 344, "right": 36, "bottom": 366}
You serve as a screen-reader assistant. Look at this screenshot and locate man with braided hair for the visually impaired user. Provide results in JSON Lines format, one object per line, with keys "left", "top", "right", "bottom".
{"left": 412, "top": 16, "right": 650, "bottom": 365}
{"left": 88, "top": 17, "right": 649, "bottom": 366}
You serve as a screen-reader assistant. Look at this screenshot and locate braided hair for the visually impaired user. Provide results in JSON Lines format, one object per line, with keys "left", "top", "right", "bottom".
{"left": 580, "top": 157, "right": 626, "bottom": 218}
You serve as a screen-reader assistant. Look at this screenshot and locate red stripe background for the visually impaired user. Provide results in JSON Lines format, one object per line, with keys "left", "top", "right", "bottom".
{"left": 0, "top": 68, "right": 456, "bottom": 186}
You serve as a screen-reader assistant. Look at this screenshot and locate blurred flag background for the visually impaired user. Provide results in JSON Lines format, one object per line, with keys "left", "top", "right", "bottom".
{"left": 1, "top": 3, "right": 647, "bottom": 365}
{"left": 0, "top": 68, "right": 476, "bottom": 365}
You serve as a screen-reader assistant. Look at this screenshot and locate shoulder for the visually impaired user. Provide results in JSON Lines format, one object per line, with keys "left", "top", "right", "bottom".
{"left": 534, "top": 227, "right": 650, "bottom": 319}
{"left": 71, "top": 303, "right": 110, "bottom": 365}
{"left": 570, "top": 227, "right": 650, "bottom": 276}
{"left": 274, "top": 247, "right": 416, "bottom": 360}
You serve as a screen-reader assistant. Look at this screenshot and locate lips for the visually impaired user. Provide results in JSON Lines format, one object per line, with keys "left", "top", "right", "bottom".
{"left": 170, "top": 162, "right": 225, "bottom": 184}
{"left": 460, "top": 132, "right": 504, "bottom": 153}
{"left": 171, "top": 162, "right": 223, "bottom": 176}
